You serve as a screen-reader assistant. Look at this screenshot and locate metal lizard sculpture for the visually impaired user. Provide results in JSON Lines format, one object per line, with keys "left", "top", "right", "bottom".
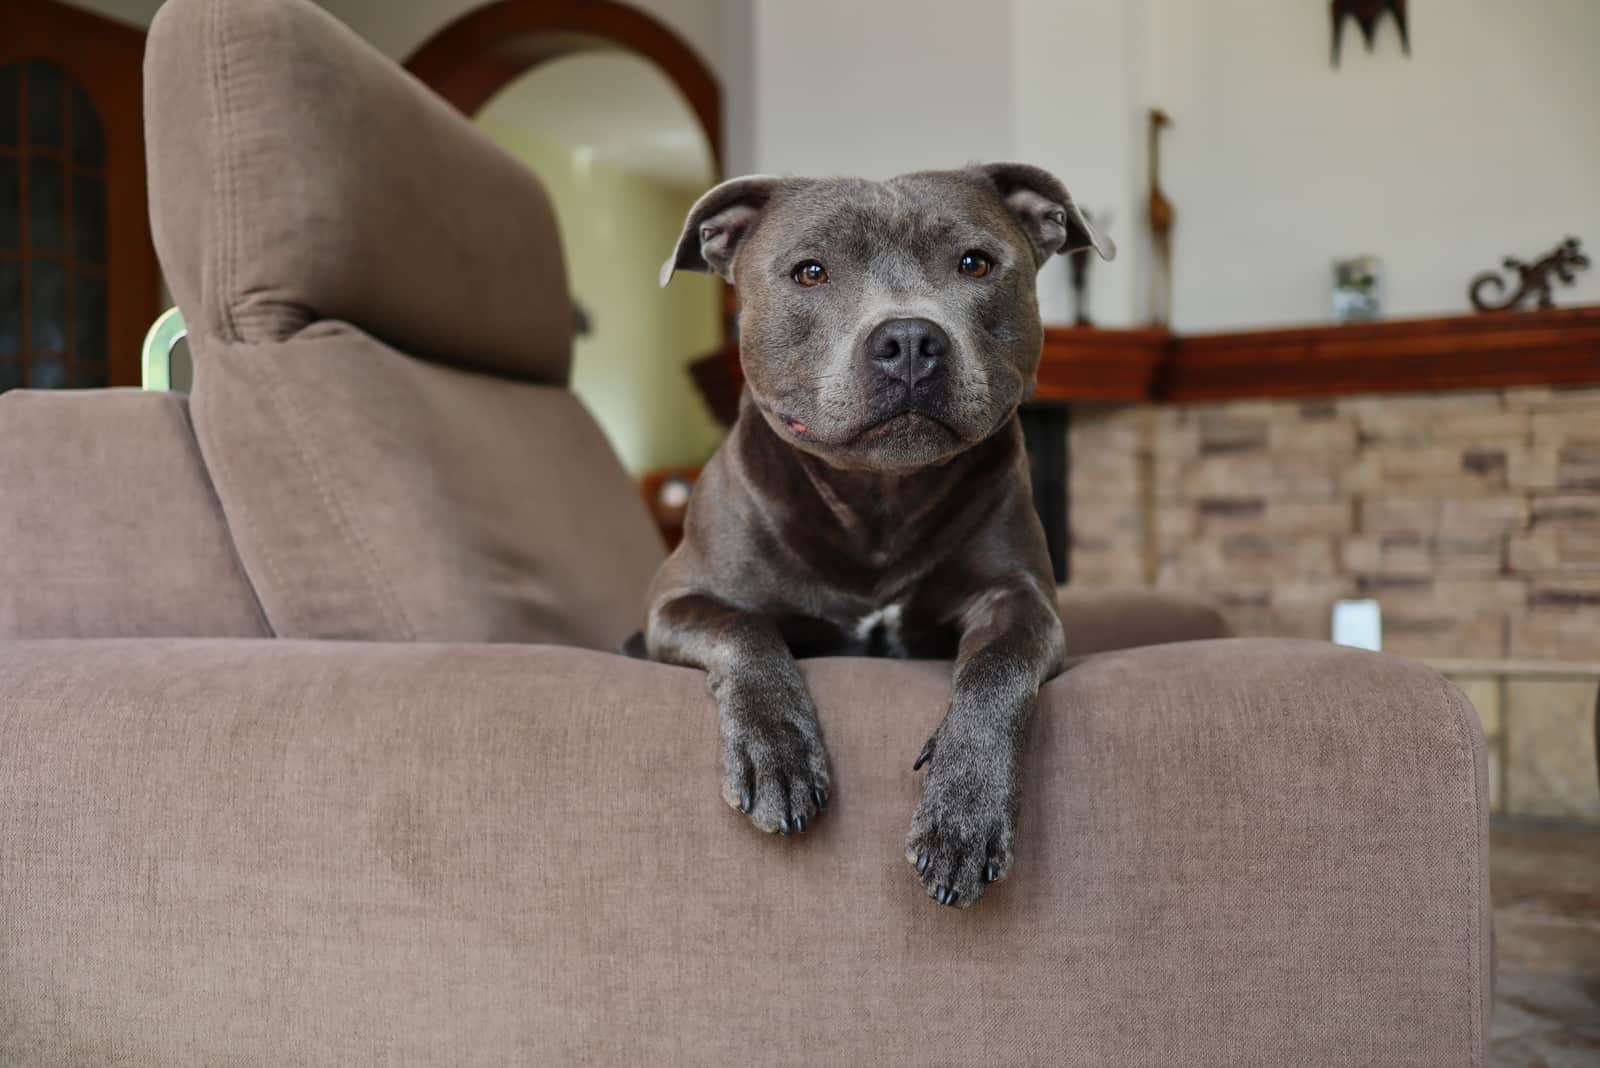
{"left": 1470, "top": 237, "right": 1590, "bottom": 312}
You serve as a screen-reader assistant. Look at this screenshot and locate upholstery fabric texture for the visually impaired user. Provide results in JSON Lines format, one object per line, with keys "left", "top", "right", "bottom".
{"left": 188, "top": 325, "right": 664, "bottom": 648}
{"left": 143, "top": 0, "right": 574, "bottom": 384}
{"left": 0, "top": 638, "right": 1490, "bottom": 1066}
{"left": 0, "top": 390, "right": 266, "bottom": 639}
{"left": 1057, "top": 585, "right": 1230, "bottom": 656}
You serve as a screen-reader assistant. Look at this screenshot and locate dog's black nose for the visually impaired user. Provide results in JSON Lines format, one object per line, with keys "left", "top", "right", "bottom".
{"left": 864, "top": 317, "right": 950, "bottom": 385}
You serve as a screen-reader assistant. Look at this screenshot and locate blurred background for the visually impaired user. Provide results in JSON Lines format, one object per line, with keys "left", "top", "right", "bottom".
{"left": 2, "top": 3, "right": 1597, "bottom": 1058}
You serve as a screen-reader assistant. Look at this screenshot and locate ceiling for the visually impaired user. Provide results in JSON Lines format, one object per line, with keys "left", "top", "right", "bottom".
{"left": 478, "top": 51, "right": 714, "bottom": 192}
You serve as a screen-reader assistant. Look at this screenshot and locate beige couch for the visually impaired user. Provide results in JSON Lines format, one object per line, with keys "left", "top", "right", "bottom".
{"left": 0, "top": 1, "right": 1490, "bottom": 1064}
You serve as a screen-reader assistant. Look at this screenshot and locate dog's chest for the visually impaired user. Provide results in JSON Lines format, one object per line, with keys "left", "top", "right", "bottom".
{"left": 777, "top": 598, "right": 958, "bottom": 660}
{"left": 851, "top": 603, "right": 905, "bottom": 657}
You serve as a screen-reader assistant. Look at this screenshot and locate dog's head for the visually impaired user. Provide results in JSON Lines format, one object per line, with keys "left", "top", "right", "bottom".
{"left": 662, "top": 163, "right": 1113, "bottom": 471}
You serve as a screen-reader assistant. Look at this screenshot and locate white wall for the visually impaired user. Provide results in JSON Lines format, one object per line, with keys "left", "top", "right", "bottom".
{"left": 1145, "top": 0, "right": 1600, "bottom": 331}
{"left": 740, "top": 0, "right": 1142, "bottom": 326}
{"left": 746, "top": 0, "right": 1014, "bottom": 179}
{"left": 717, "top": 0, "right": 755, "bottom": 177}
{"left": 735, "top": 0, "right": 1600, "bottom": 331}
{"left": 740, "top": 0, "right": 1140, "bottom": 324}
{"left": 1011, "top": 0, "right": 1150, "bottom": 326}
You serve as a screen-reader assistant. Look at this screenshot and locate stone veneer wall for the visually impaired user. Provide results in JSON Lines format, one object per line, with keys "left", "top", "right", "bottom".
{"left": 1069, "top": 385, "right": 1600, "bottom": 659}
{"left": 1067, "top": 384, "right": 1600, "bottom": 822}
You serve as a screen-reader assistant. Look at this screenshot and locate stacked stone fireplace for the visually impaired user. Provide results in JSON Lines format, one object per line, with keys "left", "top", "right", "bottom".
{"left": 1067, "top": 384, "right": 1600, "bottom": 822}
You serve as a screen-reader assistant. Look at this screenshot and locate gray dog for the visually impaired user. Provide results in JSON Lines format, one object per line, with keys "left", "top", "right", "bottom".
{"left": 648, "top": 163, "right": 1113, "bottom": 908}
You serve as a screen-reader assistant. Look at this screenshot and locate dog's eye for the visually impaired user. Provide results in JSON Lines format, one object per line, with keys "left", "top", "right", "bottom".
{"left": 791, "top": 260, "right": 829, "bottom": 287}
{"left": 958, "top": 251, "right": 992, "bottom": 278}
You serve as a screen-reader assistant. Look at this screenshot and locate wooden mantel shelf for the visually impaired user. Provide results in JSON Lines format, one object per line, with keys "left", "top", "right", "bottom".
{"left": 1036, "top": 325, "right": 1170, "bottom": 402}
{"left": 1034, "top": 304, "right": 1600, "bottom": 404}
{"left": 692, "top": 305, "right": 1600, "bottom": 421}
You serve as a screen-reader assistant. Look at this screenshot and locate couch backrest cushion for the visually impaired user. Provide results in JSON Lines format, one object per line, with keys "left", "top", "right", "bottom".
{"left": 0, "top": 390, "right": 269, "bottom": 639}
{"left": 144, "top": 0, "right": 573, "bottom": 385}
{"left": 190, "top": 325, "right": 665, "bottom": 648}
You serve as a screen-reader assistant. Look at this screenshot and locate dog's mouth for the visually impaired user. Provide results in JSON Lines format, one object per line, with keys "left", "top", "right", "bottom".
{"left": 771, "top": 404, "right": 961, "bottom": 450}
{"left": 846, "top": 411, "right": 956, "bottom": 444}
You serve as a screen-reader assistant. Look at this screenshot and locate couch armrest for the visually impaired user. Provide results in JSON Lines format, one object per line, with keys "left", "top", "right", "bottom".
{"left": 1057, "top": 585, "right": 1230, "bottom": 656}
{"left": 0, "top": 390, "right": 267, "bottom": 639}
{"left": 0, "top": 638, "right": 1488, "bottom": 1065}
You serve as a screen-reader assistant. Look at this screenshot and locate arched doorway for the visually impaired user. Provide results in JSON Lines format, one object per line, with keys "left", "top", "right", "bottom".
{"left": 405, "top": 0, "right": 721, "bottom": 172}
{"left": 406, "top": 2, "right": 729, "bottom": 525}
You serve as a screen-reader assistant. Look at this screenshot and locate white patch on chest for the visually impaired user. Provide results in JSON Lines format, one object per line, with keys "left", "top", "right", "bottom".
{"left": 853, "top": 603, "right": 904, "bottom": 644}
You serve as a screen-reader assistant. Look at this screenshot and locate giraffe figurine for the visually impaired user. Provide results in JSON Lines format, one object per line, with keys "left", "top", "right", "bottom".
{"left": 1147, "top": 108, "right": 1175, "bottom": 326}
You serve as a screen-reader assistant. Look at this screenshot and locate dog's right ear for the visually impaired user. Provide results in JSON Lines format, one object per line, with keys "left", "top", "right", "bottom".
{"left": 660, "top": 175, "right": 784, "bottom": 287}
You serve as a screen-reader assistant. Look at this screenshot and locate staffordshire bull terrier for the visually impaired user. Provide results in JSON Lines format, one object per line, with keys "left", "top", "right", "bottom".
{"left": 649, "top": 163, "right": 1113, "bottom": 908}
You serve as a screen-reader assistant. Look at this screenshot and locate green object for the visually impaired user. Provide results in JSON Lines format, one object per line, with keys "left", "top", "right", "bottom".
{"left": 141, "top": 307, "right": 187, "bottom": 391}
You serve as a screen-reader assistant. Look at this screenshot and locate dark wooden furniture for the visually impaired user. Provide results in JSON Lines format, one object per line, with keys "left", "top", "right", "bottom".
{"left": 1043, "top": 305, "right": 1600, "bottom": 404}
{"left": 0, "top": 0, "right": 157, "bottom": 390}
{"left": 638, "top": 465, "right": 699, "bottom": 551}
{"left": 1037, "top": 325, "right": 1170, "bottom": 402}
{"left": 1153, "top": 305, "right": 1600, "bottom": 402}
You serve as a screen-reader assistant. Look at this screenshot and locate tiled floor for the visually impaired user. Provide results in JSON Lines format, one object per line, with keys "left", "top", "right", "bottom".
{"left": 1490, "top": 820, "right": 1600, "bottom": 1066}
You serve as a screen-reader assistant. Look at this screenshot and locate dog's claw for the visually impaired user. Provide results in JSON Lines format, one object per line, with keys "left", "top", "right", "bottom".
{"left": 721, "top": 705, "right": 830, "bottom": 838}
{"left": 814, "top": 786, "right": 828, "bottom": 810}
{"left": 912, "top": 737, "right": 935, "bottom": 771}
{"left": 907, "top": 752, "right": 1018, "bottom": 910}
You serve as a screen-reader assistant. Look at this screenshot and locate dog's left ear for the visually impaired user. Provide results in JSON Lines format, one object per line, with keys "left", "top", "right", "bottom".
{"left": 978, "top": 162, "right": 1115, "bottom": 268}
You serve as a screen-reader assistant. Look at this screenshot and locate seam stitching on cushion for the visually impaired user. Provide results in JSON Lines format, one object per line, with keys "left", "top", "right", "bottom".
{"left": 204, "top": 0, "right": 235, "bottom": 343}
{"left": 172, "top": 391, "right": 274, "bottom": 636}
{"left": 223, "top": 4, "right": 242, "bottom": 342}
{"left": 1437, "top": 674, "right": 1487, "bottom": 1066}
{"left": 192, "top": 7, "right": 406, "bottom": 639}
{"left": 253, "top": 345, "right": 417, "bottom": 640}
{"left": 190, "top": 347, "right": 290, "bottom": 636}
{"left": 203, "top": 0, "right": 225, "bottom": 340}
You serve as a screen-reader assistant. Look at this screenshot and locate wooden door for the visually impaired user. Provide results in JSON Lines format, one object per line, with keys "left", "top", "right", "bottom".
{"left": 0, "top": 0, "right": 157, "bottom": 391}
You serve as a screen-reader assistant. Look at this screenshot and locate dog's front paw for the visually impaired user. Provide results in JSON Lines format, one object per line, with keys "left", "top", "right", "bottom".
{"left": 721, "top": 704, "right": 831, "bottom": 836}
{"left": 905, "top": 737, "right": 1019, "bottom": 908}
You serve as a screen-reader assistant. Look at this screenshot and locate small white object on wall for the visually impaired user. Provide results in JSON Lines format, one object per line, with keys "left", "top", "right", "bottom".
{"left": 1332, "top": 256, "right": 1385, "bottom": 322}
{"left": 1332, "top": 599, "right": 1383, "bottom": 652}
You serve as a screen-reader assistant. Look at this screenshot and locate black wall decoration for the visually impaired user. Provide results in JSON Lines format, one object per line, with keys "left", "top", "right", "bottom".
{"left": 1331, "top": 0, "right": 1410, "bottom": 67}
